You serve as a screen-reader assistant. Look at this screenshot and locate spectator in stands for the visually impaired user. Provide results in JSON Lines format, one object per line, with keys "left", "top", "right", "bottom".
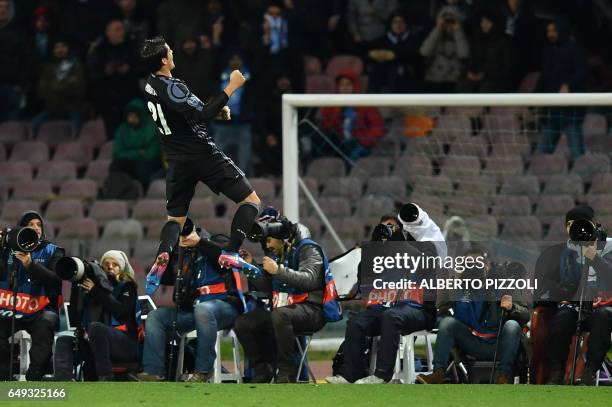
{"left": 31, "top": 38, "right": 86, "bottom": 137}
{"left": 29, "top": 6, "right": 55, "bottom": 65}
{"left": 367, "top": 12, "right": 424, "bottom": 93}
{"left": 457, "top": 11, "right": 514, "bottom": 93}
{"left": 172, "top": 35, "right": 218, "bottom": 103}
{"left": 420, "top": 6, "right": 470, "bottom": 93}
{"left": 156, "top": 0, "right": 207, "bottom": 49}
{"left": 255, "top": 72, "right": 292, "bottom": 176}
{"left": 500, "top": 0, "right": 537, "bottom": 87}
{"left": 0, "top": 0, "right": 27, "bottom": 122}
{"left": 88, "top": 19, "right": 140, "bottom": 137}
{"left": 326, "top": 211, "right": 439, "bottom": 384}
{"left": 112, "top": 0, "right": 150, "bottom": 46}
{"left": 137, "top": 227, "right": 242, "bottom": 383}
{"left": 213, "top": 50, "right": 254, "bottom": 175}
{"left": 537, "top": 17, "right": 586, "bottom": 160}
{"left": 534, "top": 205, "right": 612, "bottom": 385}
{"left": 347, "top": 0, "right": 398, "bottom": 54}
{"left": 111, "top": 98, "right": 161, "bottom": 189}
{"left": 233, "top": 208, "right": 328, "bottom": 383}
{"left": 0, "top": 211, "right": 64, "bottom": 380}
{"left": 418, "top": 247, "right": 530, "bottom": 384}
{"left": 54, "top": 250, "right": 140, "bottom": 381}
{"left": 319, "top": 70, "right": 385, "bottom": 161}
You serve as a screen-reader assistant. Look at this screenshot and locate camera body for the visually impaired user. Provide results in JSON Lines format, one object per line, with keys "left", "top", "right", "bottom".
{"left": 55, "top": 257, "right": 114, "bottom": 292}
{"left": 569, "top": 219, "right": 608, "bottom": 244}
{"left": 248, "top": 217, "right": 294, "bottom": 243}
{"left": 0, "top": 227, "right": 39, "bottom": 252}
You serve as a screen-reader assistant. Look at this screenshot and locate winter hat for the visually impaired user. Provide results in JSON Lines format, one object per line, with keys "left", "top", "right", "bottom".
{"left": 565, "top": 205, "right": 594, "bottom": 224}
{"left": 100, "top": 250, "right": 135, "bottom": 278}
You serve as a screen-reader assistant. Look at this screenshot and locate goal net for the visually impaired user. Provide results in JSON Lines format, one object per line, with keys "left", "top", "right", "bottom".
{"left": 280, "top": 93, "right": 612, "bottom": 259}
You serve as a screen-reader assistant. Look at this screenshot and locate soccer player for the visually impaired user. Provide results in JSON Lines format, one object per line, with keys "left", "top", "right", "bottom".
{"left": 140, "top": 37, "right": 260, "bottom": 292}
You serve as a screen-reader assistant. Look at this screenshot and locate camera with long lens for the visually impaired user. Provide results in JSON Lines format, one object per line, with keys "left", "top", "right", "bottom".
{"left": 0, "top": 227, "right": 39, "bottom": 252}
{"left": 399, "top": 203, "right": 420, "bottom": 224}
{"left": 248, "top": 218, "right": 293, "bottom": 242}
{"left": 569, "top": 219, "right": 608, "bottom": 244}
{"left": 371, "top": 223, "right": 396, "bottom": 241}
{"left": 55, "top": 257, "right": 114, "bottom": 292}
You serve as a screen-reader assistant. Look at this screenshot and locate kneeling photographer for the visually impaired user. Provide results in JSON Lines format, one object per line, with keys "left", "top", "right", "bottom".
{"left": 232, "top": 208, "right": 332, "bottom": 383}
{"left": 327, "top": 204, "right": 443, "bottom": 385}
{"left": 0, "top": 211, "right": 64, "bottom": 381}
{"left": 535, "top": 205, "right": 612, "bottom": 385}
{"left": 137, "top": 222, "right": 242, "bottom": 383}
{"left": 53, "top": 251, "right": 140, "bottom": 381}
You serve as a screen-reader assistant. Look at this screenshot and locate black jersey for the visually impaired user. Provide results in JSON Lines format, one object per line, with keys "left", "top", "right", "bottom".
{"left": 143, "top": 73, "right": 229, "bottom": 160}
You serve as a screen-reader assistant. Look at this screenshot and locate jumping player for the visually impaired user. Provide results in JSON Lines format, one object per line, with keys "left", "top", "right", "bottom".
{"left": 140, "top": 37, "right": 260, "bottom": 292}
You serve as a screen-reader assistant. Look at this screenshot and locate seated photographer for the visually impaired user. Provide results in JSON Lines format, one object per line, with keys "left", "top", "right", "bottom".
{"left": 0, "top": 211, "right": 64, "bottom": 381}
{"left": 137, "top": 225, "right": 242, "bottom": 383}
{"left": 232, "top": 208, "right": 328, "bottom": 383}
{"left": 417, "top": 247, "right": 530, "bottom": 385}
{"left": 326, "top": 204, "right": 443, "bottom": 385}
{"left": 53, "top": 250, "right": 140, "bottom": 381}
{"left": 535, "top": 205, "right": 612, "bottom": 385}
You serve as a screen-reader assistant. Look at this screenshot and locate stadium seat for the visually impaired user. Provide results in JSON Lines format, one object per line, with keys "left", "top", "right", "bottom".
{"left": 528, "top": 154, "right": 568, "bottom": 183}
{"left": 482, "top": 155, "right": 524, "bottom": 184}
{"left": 248, "top": 178, "right": 276, "bottom": 203}
{"left": 306, "top": 157, "right": 346, "bottom": 178}
{"left": 410, "top": 196, "right": 445, "bottom": 218}
{"left": 570, "top": 152, "right": 610, "bottom": 183}
{"left": 409, "top": 135, "right": 444, "bottom": 159}
{"left": 97, "top": 141, "right": 113, "bottom": 160}
{"left": 491, "top": 195, "right": 532, "bottom": 219}
{"left": 59, "top": 179, "right": 98, "bottom": 201}
{"left": 305, "top": 75, "right": 334, "bottom": 93}
{"left": 0, "top": 143, "right": 5, "bottom": 161}
{"left": 364, "top": 176, "right": 406, "bottom": 202}
{"left": 500, "top": 175, "right": 540, "bottom": 199}
{"left": 78, "top": 119, "right": 107, "bottom": 148}
{"left": 545, "top": 218, "right": 567, "bottom": 241}
{"left": 189, "top": 198, "right": 215, "bottom": 219}
{"left": 588, "top": 194, "right": 612, "bottom": 216}
{"left": 1, "top": 200, "right": 41, "bottom": 223}
{"left": 534, "top": 194, "right": 575, "bottom": 225}
{"left": 410, "top": 175, "right": 453, "bottom": 200}
{"left": 299, "top": 177, "right": 319, "bottom": 198}
{"left": 311, "top": 197, "right": 351, "bottom": 219}
{"left": 481, "top": 114, "right": 522, "bottom": 140}
{"left": 356, "top": 195, "right": 395, "bottom": 225}
{"left": 489, "top": 133, "right": 531, "bottom": 157}
{"left": 9, "top": 141, "right": 49, "bottom": 165}
{"left": 36, "top": 161, "right": 77, "bottom": 188}
{"left": 300, "top": 216, "right": 323, "bottom": 239}
{"left": 53, "top": 141, "right": 94, "bottom": 168}
{"left": 145, "top": 179, "right": 166, "bottom": 199}
{"left": 0, "top": 121, "right": 27, "bottom": 144}
{"left": 500, "top": 216, "right": 542, "bottom": 240}
{"left": 542, "top": 174, "right": 583, "bottom": 197}
{"left": 440, "top": 155, "right": 481, "bottom": 181}
{"left": 303, "top": 55, "right": 322, "bottom": 75}
{"left": 582, "top": 113, "right": 607, "bottom": 137}
{"left": 12, "top": 180, "right": 53, "bottom": 202}
{"left": 446, "top": 135, "right": 488, "bottom": 158}
{"left": 84, "top": 160, "right": 111, "bottom": 185}
{"left": 321, "top": 177, "right": 363, "bottom": 201}
{"left": 102, "top": 219, "right": 143, "bottom": 240}
{"left": 393, "top": 155, "right": 433, "bottom": 180}
{"left": 431, "top": 114, "right": 472, "bottom": 144}
{"left": 89, "top": 238, "right": 131, "bottom": 259}
{"left": 466, "top": 215, "right": 498, "bottom": 239}
{"left": 89, "top": 200, "right": 129, "bottom": 221}
{"left": 132, "top": 199, "right": 166, "bottom": 222}
{"left": 446, "top": 196, "right": 489, "bottom": 217}
{"left": 133, "top": 239, "right": 159, "bottom": 264}
{"left": 45, "top": 199, "right": 84, "bottom": 222}
{"left": 0, "top": 161, "right": 33, "bottom": 190}
{"left": 35, "top": 120, "right": 74, "bottom": 145}
{"left": 350, "top": 156, "right": 391, "bottom": 178}
{"left": 327, "top": 217, "right": 365, "bottom": 243}
{"left": 56, "top": 218, "right": 99, "bottom": 240}
{"left": 325, "top": 55, "right": 364, "bottom": 78}
{"left": 196, "top": 218, "right": 231, "bottom": 236}
{"left": 589, "top": 173, "right": 612, "bottom": 194}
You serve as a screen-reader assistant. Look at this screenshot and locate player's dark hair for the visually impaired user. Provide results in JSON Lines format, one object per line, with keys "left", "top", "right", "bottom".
{"left": 140, "top": 36, "right": 168, "bottom": 73}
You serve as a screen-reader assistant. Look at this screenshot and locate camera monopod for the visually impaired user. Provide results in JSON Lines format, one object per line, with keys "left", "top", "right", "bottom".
{"left": 489, "top": 306, "right": 507, "bottom": 384}
{"left": 167, "top": 246, "right": 185, "bottom": 381}
{"left": 8, "top": 256, "right": 18, "bottom": 381}
{"left": 569, "top": 246, "right": 588, "bottom": 385}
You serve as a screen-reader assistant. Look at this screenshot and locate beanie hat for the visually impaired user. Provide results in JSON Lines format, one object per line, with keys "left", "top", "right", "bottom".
{"left": 100, "top": 250, "right": 135, "bottom": 278}
{"left": 565, "top": 205, "right": 594, "bottom": 224}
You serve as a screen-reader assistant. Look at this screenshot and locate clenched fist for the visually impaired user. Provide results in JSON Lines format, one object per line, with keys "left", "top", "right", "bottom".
{"left": 230, "top": 70, "right": 246, "bottom": 87}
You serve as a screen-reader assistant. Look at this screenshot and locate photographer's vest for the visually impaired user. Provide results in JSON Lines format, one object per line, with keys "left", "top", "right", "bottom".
{"left": 453, "top": 300, "right": 498, "bottom": 338}
{"left": 191, "top": 251, "right": 229, "bottom": 302}
{"left": 0, "top": 243, "right": 59, "bottom": 320}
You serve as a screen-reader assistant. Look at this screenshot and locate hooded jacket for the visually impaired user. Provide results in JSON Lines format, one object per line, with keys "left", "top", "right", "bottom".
{"left": 37, "top": 48, "right": 87, "bottom": 114}
{"left": 112, "top": 98, "right": 161, "bottom": 161}
{"left": 320, "top": 70, "right": 385, "bottom": 148}
{"left": 0, "top": 211, "right": 64, "bottom": 319}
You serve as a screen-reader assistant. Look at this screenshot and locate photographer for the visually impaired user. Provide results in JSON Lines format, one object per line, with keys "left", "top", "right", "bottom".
{"left": 232, "top": 208, "right": 328, "bottom": 383}
{"left": 137, "top": 226, "right": 242, "bottom": 383}
{"left": 53, "top": 251, "right": 140, "bottom": 381}
{"left": 417, "top": 247, "right": 530, "bottom": 384}
{"left": 0, "top": 211, "right": 64, "bottom": 381}
{"left": 535, "top": 205, "right": 612, "bottom": 385}
{"left": 326, "top": 205, "right": 443, "bottom": 385}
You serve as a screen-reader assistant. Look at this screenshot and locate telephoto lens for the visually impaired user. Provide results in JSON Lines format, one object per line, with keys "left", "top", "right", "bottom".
{"left": 399, "top": 203, "right": 420, "bottom": 224}
{"left": 55, "top": 257, "right": 114, "bottom": 291}
{"left": 0, "top": 227, "right": 40, "bottom": 252}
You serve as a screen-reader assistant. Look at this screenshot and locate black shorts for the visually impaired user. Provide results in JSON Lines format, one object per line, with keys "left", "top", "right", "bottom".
{"left": 166, "top": 151, "right": 254, "bottom": 217}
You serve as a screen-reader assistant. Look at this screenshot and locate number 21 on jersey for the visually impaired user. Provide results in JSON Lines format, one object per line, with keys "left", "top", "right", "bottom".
{"left": 147, "top": 101, "right": 172, "bottom": 135}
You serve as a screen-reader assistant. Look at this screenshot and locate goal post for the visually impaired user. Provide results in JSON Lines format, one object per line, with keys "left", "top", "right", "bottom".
{"left": 281, "top": 92, "right": 612, "bottom": 254}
